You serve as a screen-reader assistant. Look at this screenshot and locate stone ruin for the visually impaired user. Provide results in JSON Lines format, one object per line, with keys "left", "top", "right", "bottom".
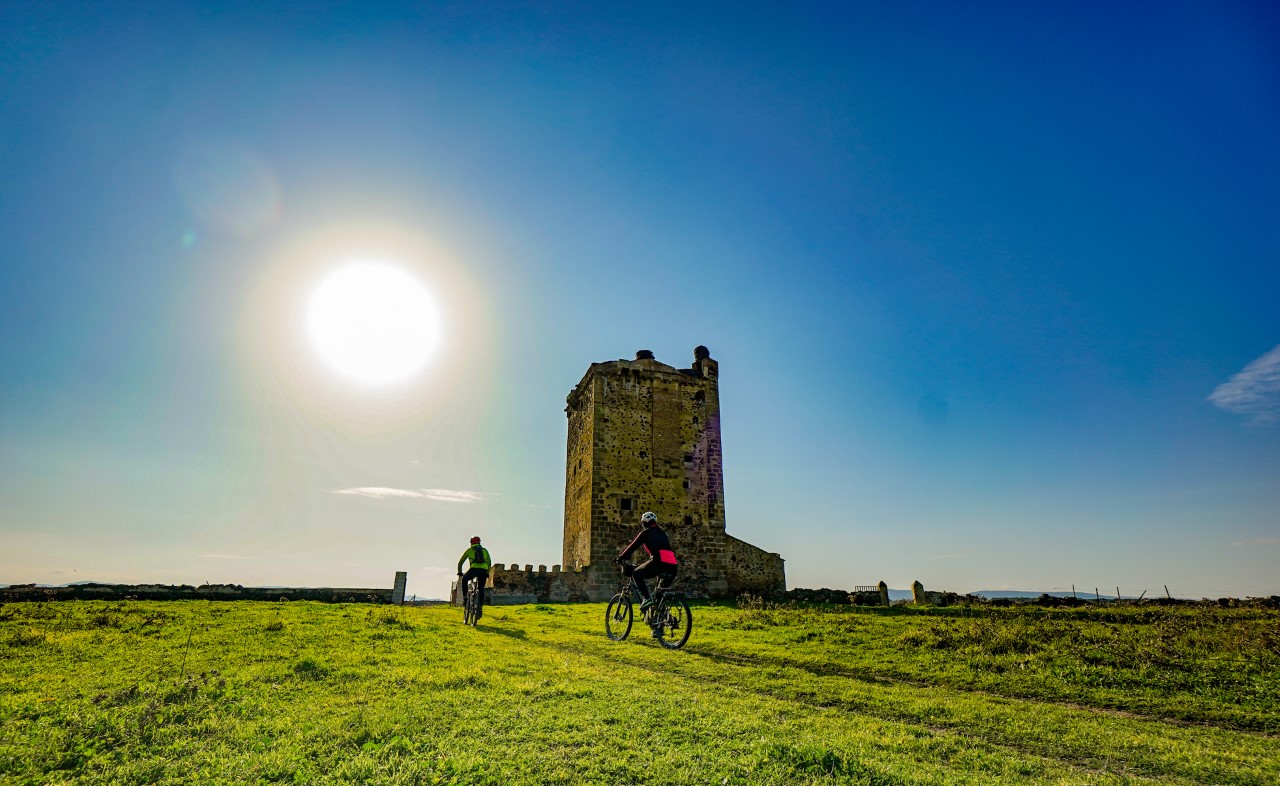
{"left": 0, "top": 583, "right": 396, "bottom": 604}
{"left": 463, "top": 347, "right": 786, "bottom": 603}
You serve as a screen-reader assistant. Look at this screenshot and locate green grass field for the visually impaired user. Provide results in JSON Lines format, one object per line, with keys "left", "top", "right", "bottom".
{"left": 2, "top": 599, "right": 1277, "bottom": 785}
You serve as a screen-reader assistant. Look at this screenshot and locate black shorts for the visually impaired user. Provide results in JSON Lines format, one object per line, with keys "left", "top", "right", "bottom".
{"left": 461, "top": 568, "right": 489, "bottom": 595}
{"left": 634, "top": 559, "right": 677, "bottom": 587}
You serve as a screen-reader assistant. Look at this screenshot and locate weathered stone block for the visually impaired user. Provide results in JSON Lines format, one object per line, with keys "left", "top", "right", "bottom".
{"left": 490, "top": 594, "right": 538, "bottom": 605}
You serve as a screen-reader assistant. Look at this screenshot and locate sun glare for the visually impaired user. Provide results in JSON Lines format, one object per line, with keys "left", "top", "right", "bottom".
{"left": 306, "top": 263, "right": 441, "bottom": 386}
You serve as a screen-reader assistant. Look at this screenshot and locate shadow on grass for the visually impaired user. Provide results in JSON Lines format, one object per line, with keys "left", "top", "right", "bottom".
{"left": 675, "top": 643, "right": 893, "bottom": 688}
{"left": 480, "top": 624, "right": 527, "bottom": 640}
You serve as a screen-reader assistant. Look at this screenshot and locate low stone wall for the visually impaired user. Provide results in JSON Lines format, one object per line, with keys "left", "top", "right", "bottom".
{"left": 478, "top": 548, "right": 787, "bottom": 604}
{"left": 723, "top": 535, "right": 786, "bottom": 595}
{"left": 481, "top": 563, "right": 618, "bottom": 603}
{"left": 0, "top": 583, "right": 393, "bottom": 604}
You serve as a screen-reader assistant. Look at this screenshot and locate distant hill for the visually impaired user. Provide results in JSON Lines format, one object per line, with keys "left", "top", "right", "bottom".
{"left": 972, "top": 590, "right": 1068, "bottom": 599}
{"left": 971, "top": 590, "right": 1145, "bottom": 600}
{"left": 0, "top": 581, "right": 108, "bottom": 588}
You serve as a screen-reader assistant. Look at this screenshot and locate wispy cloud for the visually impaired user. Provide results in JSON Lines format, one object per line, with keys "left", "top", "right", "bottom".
{"left": 930, "top": 553, "right": 966, "bottom": 560}
{"left": 201, "top": 553, "right": 250, "bottom": 560}
{"left": 333, "top": 487, "right": 494, "bottom": 503}
{"left": 1209, "top": 344, "right": 1280, "bottom": 427}
{"left": 1229, "top": 537, "right": 1280, "bottom": 547}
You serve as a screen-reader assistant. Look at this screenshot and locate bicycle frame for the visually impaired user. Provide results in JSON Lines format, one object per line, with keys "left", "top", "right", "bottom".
{"left": 626, "top": 576, "right": 671, "bottom": 600}
{"left": 614, "top": 569, "right": 674, "bottom": 620}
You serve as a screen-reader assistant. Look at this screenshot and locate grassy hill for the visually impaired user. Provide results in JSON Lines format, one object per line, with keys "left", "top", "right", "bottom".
{"left": 1, "top": 599, "right": 1277, "bottom": 785}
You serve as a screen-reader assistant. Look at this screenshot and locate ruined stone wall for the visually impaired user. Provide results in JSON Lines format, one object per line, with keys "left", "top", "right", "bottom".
{"left": 479, "top": 563, "right": 618, "bottom": 603}
{"left": 723, "top": 535, "right": 786, "bottom": 595}
{"left": 0, "top": 583, "right": 394, "bottom": 604}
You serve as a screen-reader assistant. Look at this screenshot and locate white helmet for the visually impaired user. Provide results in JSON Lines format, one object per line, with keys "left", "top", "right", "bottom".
{"left": 641, "top": 511, "right": 657, "bottom": 525}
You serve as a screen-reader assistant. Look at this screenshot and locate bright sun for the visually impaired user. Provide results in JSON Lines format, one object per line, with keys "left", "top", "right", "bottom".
{"left": 306, "top": 262, "right": 441, "bottom": 386}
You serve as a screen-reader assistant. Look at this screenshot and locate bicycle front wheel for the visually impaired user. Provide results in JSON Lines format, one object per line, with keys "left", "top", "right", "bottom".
{"left": 655, "top": 595, "right": 692, "bottom": 649}
{"left": 605, "top": 594, "right": 633, "bottom": 641}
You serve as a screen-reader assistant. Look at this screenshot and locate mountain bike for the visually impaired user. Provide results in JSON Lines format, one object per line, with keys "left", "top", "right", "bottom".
{"left": 605, "top": 564, "right": 691, "bottom": 649}
{"left": 462, "top": 577, "right": 482, "bottom": 626}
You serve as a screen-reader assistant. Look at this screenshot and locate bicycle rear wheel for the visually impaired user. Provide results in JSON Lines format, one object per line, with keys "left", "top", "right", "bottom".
{"left": 463, "top": 581, "right": 479, "bottom": 626}
{"left": 655, "top": 595, "right": 692, "bottom": 649}
{"left": 605, "top": 594, "right": 633, "bottom": 640}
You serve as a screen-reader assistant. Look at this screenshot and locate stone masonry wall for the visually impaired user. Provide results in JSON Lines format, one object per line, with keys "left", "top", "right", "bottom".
{"left": 480, "top": 563, "right": 619, "bottom": 603}
{"left": 723, "top": 534, "right": 787, "bottom": 595}
{"left": 562, "top": 380, "right": 595, "bottom": 570}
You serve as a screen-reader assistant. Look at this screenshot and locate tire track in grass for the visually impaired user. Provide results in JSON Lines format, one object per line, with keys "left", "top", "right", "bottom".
{"left": 505, "top": 632, "right": 1188, "bottom": 785}
{"left": 679, "top": 644, "right": 1280, "bottom": 739}
{"left": 483, "top": 607, "right": 1279, "bottom": 786}
{"left": 705, "top": 607, "right": 1280, "bottom": 735}
{"left": 456, "top": 613, "right": 1142, "bottom": 786}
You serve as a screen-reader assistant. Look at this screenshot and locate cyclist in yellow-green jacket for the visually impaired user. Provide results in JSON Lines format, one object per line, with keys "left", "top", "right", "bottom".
{"left": 457, "top": 536, "right": 491, "bottom": 618}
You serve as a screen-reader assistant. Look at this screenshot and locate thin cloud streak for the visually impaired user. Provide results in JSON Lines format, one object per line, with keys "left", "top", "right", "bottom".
{"left": 200, "top": 553, "right": 250, "bottom": 560}
{"left": 333, "top": 487, "right": 495, "bottom": 503}
{"left": 1229, "top": 537, "right": 1280, "bottom": 547}
{"left": 1208, "top": 344, "right": 1280, "bottom": 426}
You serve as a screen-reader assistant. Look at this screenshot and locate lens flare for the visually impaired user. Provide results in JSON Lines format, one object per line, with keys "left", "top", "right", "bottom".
{"left": 172, "top": 138, "right": 281, "bottom": 236}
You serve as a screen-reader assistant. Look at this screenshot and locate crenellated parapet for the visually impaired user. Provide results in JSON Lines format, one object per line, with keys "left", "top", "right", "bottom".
{"left": 484, "top": 562, "right": 618, "bottom": 603}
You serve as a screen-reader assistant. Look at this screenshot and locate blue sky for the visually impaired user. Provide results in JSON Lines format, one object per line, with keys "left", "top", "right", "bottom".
{"left": 2, "top": 2, "right": 1278, "bottom": 599}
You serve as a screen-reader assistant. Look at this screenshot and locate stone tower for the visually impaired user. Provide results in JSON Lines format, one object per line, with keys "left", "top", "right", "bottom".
{"left": 562, "top": 347, "right": 784, "bottom": 598}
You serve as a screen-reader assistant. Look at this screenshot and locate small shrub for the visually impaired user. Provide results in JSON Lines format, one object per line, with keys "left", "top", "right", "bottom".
{"left": 93, "top": 684, "right": 140, "bottom": 706}
{"left": 377, "top": 612, "right": 413, "bottom": 629}
{"left": 6, "top": 628, "right": 49, "bottom": 647}
{"left": 264, "top": 620, "right": 284, "bottom": 632}
{"left": 293, "top": 657, "right": 331, "bottom": 679}
{"left": 89, "top": 612, "right": 121, "bottom": 628}
{"left": 162, "top": 680, "right": 200, "bottom": 704}
{"left": 757, "top": 742, "right": 900, "bottom": 782}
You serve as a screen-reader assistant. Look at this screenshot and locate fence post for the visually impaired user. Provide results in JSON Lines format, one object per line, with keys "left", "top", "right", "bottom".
{"left": 912, "top": 580, "right": 926, "bottom": 605}
{"left": 391, "top": 572, "right": 407, "bottom": 605}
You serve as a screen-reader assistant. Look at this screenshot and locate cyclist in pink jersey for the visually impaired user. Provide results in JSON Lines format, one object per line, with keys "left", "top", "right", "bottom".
{"left": 614, "top": 511, "right": 678, "bottom": 612}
